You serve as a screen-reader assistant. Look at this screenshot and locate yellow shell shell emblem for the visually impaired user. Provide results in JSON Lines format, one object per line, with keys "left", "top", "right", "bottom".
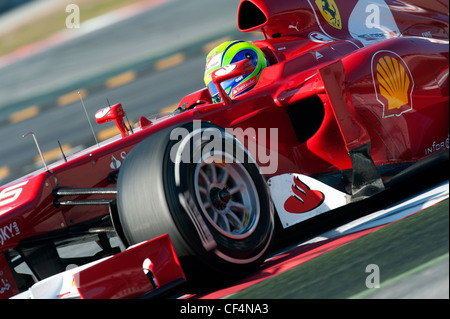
{"left": 372, "top": 52, "right": 414, "bottom": 117}
{"left": 377, "top": 56, "right": 410, "bottom": 110}
{"left": 315, "top": 0, "right": 342, "bottom": 30}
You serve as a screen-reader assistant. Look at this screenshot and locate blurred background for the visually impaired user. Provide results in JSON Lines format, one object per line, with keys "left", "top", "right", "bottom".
{"left": 0, "top": 0, "right": 259, "bottom": 185}
{"left": 0, "top": 0, "right": 33, "bottom": 14}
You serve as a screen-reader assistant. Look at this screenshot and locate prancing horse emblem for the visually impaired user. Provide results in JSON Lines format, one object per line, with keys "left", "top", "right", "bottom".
{"left": 315, "top": 0, "right": 342, "bottom": 30}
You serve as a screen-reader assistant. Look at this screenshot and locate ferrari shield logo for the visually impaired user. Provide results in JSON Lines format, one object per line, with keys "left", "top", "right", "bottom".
{"left": 315, "top": 0, "right": 342, "bottom": 30}
{"left": 372, "top": 51, "right": 414, "bottom": 118}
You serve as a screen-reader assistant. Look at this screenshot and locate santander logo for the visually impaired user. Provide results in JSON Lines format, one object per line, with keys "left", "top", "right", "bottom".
{"left": 268, "top": 173, "right": 348, "bottom": 228}
{"left": 231, "top": 76, "right": 257, "bottom": 97}
{"left": 284, "top": 175, "right": 324, "bottom": 214}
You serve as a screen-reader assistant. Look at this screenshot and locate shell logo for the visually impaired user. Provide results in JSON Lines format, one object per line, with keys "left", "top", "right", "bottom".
{"left": 372, "top": 51, "right": 414, "bottom": 118}
{"left": 315, "top": 0, "right": 342, "bottom": 30}
{"left": 377, "top": 56, "right": 410, "bottom": 109}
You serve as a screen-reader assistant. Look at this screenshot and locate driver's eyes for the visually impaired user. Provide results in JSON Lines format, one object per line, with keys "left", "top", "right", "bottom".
{"left": 212, "top": 95, "right": 222, "bottom": 103}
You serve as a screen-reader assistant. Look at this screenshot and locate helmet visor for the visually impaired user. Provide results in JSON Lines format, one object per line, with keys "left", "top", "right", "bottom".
{"left": 207, "top": 75, "right": 248, "bottom": 103}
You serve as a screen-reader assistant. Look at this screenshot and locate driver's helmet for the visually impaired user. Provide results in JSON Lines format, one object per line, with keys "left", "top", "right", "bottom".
{"left": 204, "top": 40, "right": 268, "bottom": 103}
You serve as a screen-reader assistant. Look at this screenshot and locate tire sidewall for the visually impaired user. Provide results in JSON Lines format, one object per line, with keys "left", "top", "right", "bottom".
{"left": 163, "top": 122, "right": 274, "bottom": 272}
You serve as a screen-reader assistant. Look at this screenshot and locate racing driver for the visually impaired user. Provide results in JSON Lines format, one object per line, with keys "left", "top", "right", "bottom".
{"left": 204, "top": 40, "right": 269, "bottom": 103}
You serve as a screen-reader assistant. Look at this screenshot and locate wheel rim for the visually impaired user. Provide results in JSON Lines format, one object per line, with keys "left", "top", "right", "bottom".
{"left": 194, "top": 151, "right": 260, "bottom": 239}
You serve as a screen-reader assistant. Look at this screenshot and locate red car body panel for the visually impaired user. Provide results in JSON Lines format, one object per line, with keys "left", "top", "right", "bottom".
{"left": 0, "top": 0, "right": 448, "bottom": 298}
{"left": 5, "top": 234, "right": 185, "bottom": 299}
{"left": 74, "top": 234, "right": 185, "bottom": 299}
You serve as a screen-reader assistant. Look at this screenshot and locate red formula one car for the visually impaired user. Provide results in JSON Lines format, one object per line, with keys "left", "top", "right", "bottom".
{"left": 0, "top": 0, "right": 448, "bottom": 299}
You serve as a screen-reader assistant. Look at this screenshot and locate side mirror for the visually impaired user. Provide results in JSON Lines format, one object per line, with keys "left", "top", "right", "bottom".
{"left": 211, "top": 59, "right": 254, "bottom": 105}
{"left": 95, "top": 103, "right": 130, "bottom": 137}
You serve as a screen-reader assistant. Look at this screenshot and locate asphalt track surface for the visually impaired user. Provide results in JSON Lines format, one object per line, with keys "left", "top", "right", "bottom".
{"left": 217, "top": 188, "right": 449, "bottom": 299}
{"left": 1, "top": 0, "right": 449, "bottom": 300}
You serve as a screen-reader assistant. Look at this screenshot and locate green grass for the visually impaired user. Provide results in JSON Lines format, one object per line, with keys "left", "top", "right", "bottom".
{"left": 231, "top": 199, "right": 449, "bottom": 299}
{"left": 0, "top": 0, "right": 148, "bottom": 56}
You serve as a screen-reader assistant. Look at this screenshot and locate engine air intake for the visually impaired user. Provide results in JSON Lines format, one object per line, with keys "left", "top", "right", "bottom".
{"left": 238, "top": 1, "right": 267, "bottom": 31}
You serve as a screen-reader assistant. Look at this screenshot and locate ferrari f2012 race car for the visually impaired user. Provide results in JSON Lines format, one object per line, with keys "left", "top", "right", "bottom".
{"left": 0, "top": 0, "right": 448, "bottom": 299}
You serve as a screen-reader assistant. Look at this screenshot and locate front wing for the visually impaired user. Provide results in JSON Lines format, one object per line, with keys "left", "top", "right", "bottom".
{"left": 11, "top": 234, "right": 185, "bottom": 299}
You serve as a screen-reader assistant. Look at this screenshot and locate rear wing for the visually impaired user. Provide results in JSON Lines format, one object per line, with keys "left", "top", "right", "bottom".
{"left": 11, "top": 234, "right": 185, "bottom": 299}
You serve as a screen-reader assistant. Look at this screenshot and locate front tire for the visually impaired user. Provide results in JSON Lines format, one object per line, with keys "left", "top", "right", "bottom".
{"left": 116, "top": 122, "right": 274, "bottom": 284}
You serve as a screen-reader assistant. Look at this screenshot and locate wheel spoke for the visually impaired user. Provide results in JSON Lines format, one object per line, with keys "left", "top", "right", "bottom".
{"left": 218, "top": 165, "right": 229, "bottom": 188}
{"left": 211, "top": 209, "right": 219, "bottom": 223}
{"left": 198, "top": 186, "right": 208, "bottom": 195}
{"left": 228, "top": 184, "right": 244, "bottom": 195}
{"left": 203, "top": 201, "right": 211, "bottom": 209}
{"left": 229, "top": 200, "right": 247, "bottom": 212}
{"left": 226, "top": 209, "right": 244, "bottom": 230}
{"left": 218, "top": 213, "right": 231, "bottom": 233}
{"left": 209, "top": 164, "right": 218, "bottom": 184}
{"left": 198, "top": 169, "right": 210, "bottom": 187}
